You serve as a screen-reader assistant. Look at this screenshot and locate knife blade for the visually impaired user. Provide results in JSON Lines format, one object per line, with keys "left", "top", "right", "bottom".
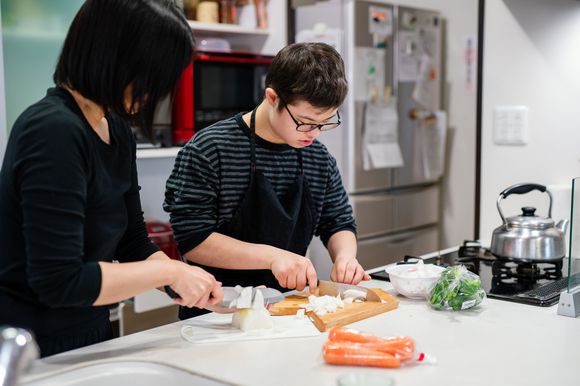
{"left": 164, "top": 285, "right": 284, "bottom": 308}
{"left": 317, "top": 280, "right": 381, "bottom": 302}
{"left": 220, "top": 287, "right": 284, "bottom": 308}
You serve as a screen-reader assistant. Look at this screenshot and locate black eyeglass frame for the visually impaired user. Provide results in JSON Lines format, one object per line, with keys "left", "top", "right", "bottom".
{"left": 279, "top": 97, "right": 341, "bottom": 132}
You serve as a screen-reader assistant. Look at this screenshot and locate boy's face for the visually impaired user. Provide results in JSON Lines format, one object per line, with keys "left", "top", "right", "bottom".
{"left": 267, "top": 90, "right": 340, "bottom": 149}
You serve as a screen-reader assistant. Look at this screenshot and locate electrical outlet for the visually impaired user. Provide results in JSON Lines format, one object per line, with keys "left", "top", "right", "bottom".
{"left": 493, "top": 106, "right": 528, "bottom": 145}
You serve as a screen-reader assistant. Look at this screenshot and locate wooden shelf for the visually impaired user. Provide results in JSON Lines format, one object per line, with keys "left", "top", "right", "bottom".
{"left": 136, "top": 147, "right": 181, "bottom": 159}
{"left": 187, "top": 20, "right": 269, "bottom": 37}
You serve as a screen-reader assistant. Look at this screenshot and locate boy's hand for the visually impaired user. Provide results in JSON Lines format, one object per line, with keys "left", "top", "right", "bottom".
{"left": 331, "top": 256, "right": 370, "bottom": 285}
{"left": 270, "top": 252, "right": 318, "bottom": 292}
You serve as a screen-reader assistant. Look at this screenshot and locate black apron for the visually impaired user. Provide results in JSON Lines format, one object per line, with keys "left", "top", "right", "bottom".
{"left": 180, "top": 109, "right": 316, "bottom": 319}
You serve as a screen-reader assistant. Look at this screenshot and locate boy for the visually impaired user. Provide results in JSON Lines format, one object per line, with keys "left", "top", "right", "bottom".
{"left": 164, "top": 43, "right": 369, "bottom": 319}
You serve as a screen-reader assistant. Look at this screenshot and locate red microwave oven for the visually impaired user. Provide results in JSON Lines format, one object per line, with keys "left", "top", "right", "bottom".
{"left": 172, "top": 51, "right": 273, "bottom": 145}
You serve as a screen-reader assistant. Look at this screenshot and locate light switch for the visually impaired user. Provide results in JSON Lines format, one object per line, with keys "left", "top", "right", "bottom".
{"left": 493, "top": 106, "right": 528, "bottom": 145}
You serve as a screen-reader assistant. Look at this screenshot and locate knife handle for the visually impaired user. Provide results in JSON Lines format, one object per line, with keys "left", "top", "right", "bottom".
{"left": 164, "top": 285, "right": 180, "bottom": 299}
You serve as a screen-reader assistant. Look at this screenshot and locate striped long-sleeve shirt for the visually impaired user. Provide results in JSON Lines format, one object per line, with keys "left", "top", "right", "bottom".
{"left": 163, "top": 113, "right": 356, "bottom": 255}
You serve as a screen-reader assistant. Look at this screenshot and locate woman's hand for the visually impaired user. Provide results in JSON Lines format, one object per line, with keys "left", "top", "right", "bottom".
{"left": 167, "top": 261, "right": 223, "bottom": 309}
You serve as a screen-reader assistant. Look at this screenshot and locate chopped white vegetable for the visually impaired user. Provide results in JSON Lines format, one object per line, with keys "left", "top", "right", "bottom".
{"left": 397, "top": 260, "right": 443, "bottom": 278}
{"left": 342, "top": 289, "right": 367, "bottom": 301}
{"left": 231, "top": 307, "right": 273, "bottom": 331}
{"left": 231, "top": 291, "right": 273, "bottom": 331}
{"left": 301, "top": 295, "right": 344, "bottom": 316}
{"left": 232, "top": 286, "right": 253, "bottom": 309}
{"left": 295, "top": 309, "right": 306, "bottom": 319}
{"left": 251, "top": 289, "right": 264, "bottom": 309}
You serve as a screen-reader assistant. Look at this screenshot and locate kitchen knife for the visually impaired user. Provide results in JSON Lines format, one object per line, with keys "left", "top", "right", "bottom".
{"left": 317, "top": 280, "right": 382, "bottom": 302}
{"left": 164, "top": 285, "right": 284, "bottom": 308}
{"left": 221, "top": 287, "right": 284, "bottom": 308}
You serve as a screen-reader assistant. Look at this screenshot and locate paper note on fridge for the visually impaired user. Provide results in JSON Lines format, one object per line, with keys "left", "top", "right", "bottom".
{"left": 354, "top": 47, "right": 386, "bottom": 102}
{"left": 420, "top": 110, "right": 447, "bottom": 180}
{"left": 413, "top": 54, "right": 439, "bottom": 112}
{"left": 367, "top": 143, "right": 404, "bottom": 169}
{"left": 398, "top": 31, "right": 421, "bottom": 82}
{"left": 362, "top": 101, "right": 404, "bottom": 170}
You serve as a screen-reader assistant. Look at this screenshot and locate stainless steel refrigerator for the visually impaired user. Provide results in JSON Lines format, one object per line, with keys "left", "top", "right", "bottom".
{"left": 295, "top": 0, "right": 445, "bottom": 277}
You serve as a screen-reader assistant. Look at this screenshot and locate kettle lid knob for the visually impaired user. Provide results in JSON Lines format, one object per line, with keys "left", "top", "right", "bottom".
{"left": 521, "top": 207, "right": 537, "bottom": 217}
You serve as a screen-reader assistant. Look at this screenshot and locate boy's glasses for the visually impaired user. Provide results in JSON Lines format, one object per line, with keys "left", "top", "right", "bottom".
{"left": 281, "top": 100, "right": 341, "bottom": 132}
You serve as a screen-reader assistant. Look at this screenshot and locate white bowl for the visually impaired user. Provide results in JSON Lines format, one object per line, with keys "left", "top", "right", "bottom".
{"left": 386, "top": 264, "right": 445, "bottom": 299}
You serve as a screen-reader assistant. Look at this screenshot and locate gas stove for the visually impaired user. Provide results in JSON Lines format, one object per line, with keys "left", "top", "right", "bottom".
{"left": 371, "top": 240, "right": 580, "bottom": 307}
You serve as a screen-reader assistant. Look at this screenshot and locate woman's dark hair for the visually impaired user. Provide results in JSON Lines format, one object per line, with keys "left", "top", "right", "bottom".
{"left": 265, "top": 42, "right": 348, "bottom": 111}
{"left": 53, "top": 0, "right": 194, "bottom": 139}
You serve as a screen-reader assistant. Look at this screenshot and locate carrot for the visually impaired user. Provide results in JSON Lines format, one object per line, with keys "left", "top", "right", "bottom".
{"left": 328, "top": 326, "right": 415, "bottom": 354}
{"left": 341, "top": 342, "right": 414, "bottom": 362}
{"left": 323, "top": 341, "right": 401, "bottom": 368}
{"left": 328, "top": 326, "right": 385, "bottom": 343}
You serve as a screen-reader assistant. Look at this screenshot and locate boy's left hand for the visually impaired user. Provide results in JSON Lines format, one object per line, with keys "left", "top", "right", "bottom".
{"left": 330, "top": 256, "right": 371, "bottom": 285}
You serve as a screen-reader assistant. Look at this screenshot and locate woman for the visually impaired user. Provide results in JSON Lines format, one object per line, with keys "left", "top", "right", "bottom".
{"left": 0, "top": 0, "right": 222, "bottom": 357}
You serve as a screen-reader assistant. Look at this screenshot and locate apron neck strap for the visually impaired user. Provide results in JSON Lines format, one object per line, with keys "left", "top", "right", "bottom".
{"left": 249, "top": 109, "right": 257, "bottom": 171}
{"left": 296, "top": 148, "right": 304, "bottom": 175}
{"left": 250, "top": 108, "right": 304, "bottom": 175}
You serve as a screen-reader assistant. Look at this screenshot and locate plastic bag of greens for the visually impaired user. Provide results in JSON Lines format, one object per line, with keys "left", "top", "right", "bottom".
{"left": 427, "top": 265, "right": 485, "bottom": 311}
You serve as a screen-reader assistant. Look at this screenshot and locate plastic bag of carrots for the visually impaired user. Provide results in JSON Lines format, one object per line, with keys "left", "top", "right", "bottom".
{"left": 323, "top": 326, "right": 433, "bottom": 368}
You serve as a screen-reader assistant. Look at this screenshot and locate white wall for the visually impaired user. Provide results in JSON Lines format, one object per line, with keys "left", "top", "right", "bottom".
{"left": 426, "top": 0, "right": 479, "bottom": 249}
{"left": 137, "top": 157, "right": 176, "bottom": 221}
{"left": 0, "top": 6, "right": 7, "bottom": 167}
{"left": 480, "top": 0, "right": 580, "bottom": 243}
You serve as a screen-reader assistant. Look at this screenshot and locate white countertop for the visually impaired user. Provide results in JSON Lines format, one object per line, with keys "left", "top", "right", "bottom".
{"left": 22, "top": 254, "right": 580, "bottom": 386}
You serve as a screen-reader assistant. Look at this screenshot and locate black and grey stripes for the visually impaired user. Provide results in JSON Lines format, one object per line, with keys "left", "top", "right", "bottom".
{"left": 163, "top": 113, "right": 356, "bottom": 254}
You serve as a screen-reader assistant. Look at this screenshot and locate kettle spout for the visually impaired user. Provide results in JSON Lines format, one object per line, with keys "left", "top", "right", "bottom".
{"left": 557, "top": 219, "right": 569, "bottom": 234}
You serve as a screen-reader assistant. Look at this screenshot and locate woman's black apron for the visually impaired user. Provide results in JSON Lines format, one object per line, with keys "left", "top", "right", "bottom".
{"left": 179, "top": 109, "right": 316, "bottom": 319}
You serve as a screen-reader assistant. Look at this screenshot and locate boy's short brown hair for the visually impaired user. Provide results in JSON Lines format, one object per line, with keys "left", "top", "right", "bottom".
{"left": 265, "top": 42, "right": 348, "bottom": 110}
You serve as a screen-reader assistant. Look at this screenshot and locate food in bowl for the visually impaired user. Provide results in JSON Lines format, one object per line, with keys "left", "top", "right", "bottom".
{"left": 385, "top": 261, "right": 445, "bottom": 299}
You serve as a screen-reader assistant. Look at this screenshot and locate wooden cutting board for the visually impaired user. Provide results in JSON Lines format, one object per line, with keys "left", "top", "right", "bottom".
{"left": 269, "top": 288, "right": 399, "bottom": 332}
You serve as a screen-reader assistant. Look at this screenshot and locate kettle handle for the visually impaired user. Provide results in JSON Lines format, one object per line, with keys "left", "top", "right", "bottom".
{"left": 497, "top": 183, "right": 553, "bottom": 225}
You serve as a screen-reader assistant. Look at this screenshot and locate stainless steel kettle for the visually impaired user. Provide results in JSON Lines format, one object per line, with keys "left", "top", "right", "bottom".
{"left": 490, "top": 183, "right": 569, "bottom": 262}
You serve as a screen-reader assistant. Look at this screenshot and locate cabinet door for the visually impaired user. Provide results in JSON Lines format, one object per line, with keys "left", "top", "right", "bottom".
{"left": 351, "top": 193, "right": 396, "bottom": 239}
{"left": 393, "top": 184, "right": 440, "bottom": 231}
{"left": 357, "top": 226, "right": 439, "bottom": 269}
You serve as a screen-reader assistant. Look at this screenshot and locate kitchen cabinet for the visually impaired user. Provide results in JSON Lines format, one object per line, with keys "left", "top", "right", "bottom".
{"left": 357, "top": 227, "right": 438, "bottom": 269}
{"left": 185, "top": 1, "right": 286, "bottom": 56}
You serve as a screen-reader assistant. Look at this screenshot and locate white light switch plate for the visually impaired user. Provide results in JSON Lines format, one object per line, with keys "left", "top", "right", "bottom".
{"left": 493, "top": 106, "right": 528, "bottom": 145}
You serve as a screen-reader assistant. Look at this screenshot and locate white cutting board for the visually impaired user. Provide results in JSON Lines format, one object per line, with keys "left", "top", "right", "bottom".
{"left": 180, "top": 313, "right": 320, "bottom": 344}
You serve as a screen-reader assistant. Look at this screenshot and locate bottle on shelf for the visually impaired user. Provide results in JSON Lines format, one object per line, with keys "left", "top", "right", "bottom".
{"left": 196, "top": 0, "right": 219, "bottom": 23}
{"left": 183, "top": 0, "right": 199, "bottom": 20}
{"left": 253, "top": 0, "right": 268, "bottom": 29}
{"left": 219, "top": 0, "right": 237, "bottom": 24}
